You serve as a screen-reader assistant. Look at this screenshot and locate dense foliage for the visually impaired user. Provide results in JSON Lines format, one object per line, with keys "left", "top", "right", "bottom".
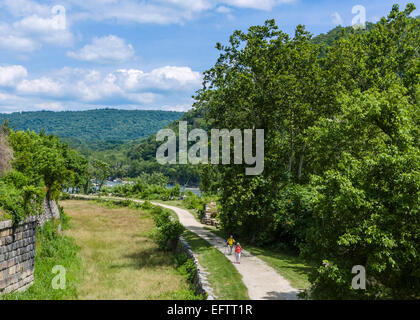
{"left": 123, "top": 109, "right": 205, "bottom": 185}
{"left": 194, "top": 4, "right": 419, "bottom": 299}
{"left": 0, "top": 128, "right": 13, "bottom": 175}
{"left": 100, "top": 173, "right": 181, "bottom": 200}
{"left": 149, "top": 205, "right": 185, "bottom": 251}
{"left": 0, "top": 124, "right": 89, "bottom": 223}
{"left": 310, "top": 22, "right": 376, "bottom": 57}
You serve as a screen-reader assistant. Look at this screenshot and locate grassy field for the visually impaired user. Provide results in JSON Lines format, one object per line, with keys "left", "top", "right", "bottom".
{"left": 93, "top": 198, "right": 249, "bottom": 299}
{"left": 182, "top": 230, "right": 249, "bottom": 300}
{"left": 61, "top": 200, "right": 197, "bottom": 299}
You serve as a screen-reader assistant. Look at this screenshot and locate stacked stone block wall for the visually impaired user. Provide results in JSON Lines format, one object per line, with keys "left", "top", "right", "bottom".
{"left": 0, "top": 216, "right": 37, "bottom": 295}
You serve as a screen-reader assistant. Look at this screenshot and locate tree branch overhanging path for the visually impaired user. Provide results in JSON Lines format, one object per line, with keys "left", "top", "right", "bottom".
{"left": 74, "top": 195, "right": 299, "bottom": 300}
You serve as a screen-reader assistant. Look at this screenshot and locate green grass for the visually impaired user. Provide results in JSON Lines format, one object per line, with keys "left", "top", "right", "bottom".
{"left": 2, "top": 216, "right": 82, "bottom": 300}
{"left": 98, "top": 197, "right": 180, "bottom": 223}
{"left": 182, "top": 230, "right": 249, "bottom": 300}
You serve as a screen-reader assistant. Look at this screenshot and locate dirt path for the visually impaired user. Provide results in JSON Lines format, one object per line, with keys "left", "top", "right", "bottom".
{"left": 72, "top": 195, "right": 299, "bottom": 299}
{"left": 153, "top": 202, "right": 299, "bottom": 300}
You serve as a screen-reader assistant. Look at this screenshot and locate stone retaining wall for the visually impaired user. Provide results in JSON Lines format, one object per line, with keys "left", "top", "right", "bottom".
{"left": 38, "top": 199, "right": 60, "bottom": 227}
{"left": 0, "top": 198, "right": 60, "bottom": 295}
{"left": 0, "top": 216, "right": 37, "bottom": 295}
{"left": 176, "top": 236, "right": 216, "bottom": 300}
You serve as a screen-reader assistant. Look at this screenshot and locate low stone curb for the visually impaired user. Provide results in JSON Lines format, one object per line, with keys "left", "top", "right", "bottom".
{"left": 177, "top": 236, "right": 216, "bottom": 300}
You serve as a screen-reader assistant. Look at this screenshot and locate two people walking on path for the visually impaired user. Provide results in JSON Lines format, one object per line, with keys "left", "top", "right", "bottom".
{"left": 225, "top": 235, "right": 243, "bottom": 264}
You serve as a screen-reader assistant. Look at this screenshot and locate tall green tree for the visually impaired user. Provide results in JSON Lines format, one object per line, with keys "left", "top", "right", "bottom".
{"left": 91, "top": 159, "right": 111, "bottom": 191}
{"left": 300, "top": 4, "right": 420, "bottom": 299}
{"left": 194, "top": 3, "right": 419, "bottom": 299}
{"left": 194, "top": 20, "right": 325, "bottom": 244}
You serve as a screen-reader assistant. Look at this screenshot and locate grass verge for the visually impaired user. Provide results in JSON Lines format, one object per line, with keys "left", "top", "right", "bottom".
{"left": 182, "top": 230, "right": 249, "bottom": 300}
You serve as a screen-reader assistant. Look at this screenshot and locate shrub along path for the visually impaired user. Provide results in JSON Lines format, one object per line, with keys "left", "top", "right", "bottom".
{"left": 73, "top": 195, "right": 299, "bottom": 300}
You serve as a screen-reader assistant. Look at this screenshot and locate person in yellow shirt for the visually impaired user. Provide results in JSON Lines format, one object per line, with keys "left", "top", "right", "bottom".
{"left": 226, "top": 235, "right": 236, "bottom": 255}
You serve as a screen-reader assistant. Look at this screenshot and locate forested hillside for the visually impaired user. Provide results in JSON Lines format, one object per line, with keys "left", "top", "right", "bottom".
{"left": 84, "top": 108, "right": 205, "bottom": 185}
{"left": 0, "top": 109, "right": 183, "bottom": 150}
{"left": 124, "top": 108, "right": 208, "bottom": 185}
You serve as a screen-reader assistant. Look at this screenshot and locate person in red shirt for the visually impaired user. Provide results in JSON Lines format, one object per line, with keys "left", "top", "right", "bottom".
{"left": 235, "top": 243, "right": 242, "bottom": 264}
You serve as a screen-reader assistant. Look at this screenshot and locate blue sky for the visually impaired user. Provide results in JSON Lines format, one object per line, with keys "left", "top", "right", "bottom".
{"left": 0, "top": 0, "right": 418, "bottom": 113}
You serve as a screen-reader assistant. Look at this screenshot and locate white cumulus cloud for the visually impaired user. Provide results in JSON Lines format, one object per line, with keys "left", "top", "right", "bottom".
{"left": 0, "top": 65, "right": 28, "bottom": 86}
{"left": 0, "top": 65, "right": 201, "bottom": 110}
{"left": 0, "top": 2, "right": 73, "bottom": 51}
{"left": 17, "top": 77, "right": 61, "bottom": 95}
{"left": 116, "top": 66, "right": 202, "bottom": 91}
{"left": 67, "top": 35, "right": 135, "bottom": 63}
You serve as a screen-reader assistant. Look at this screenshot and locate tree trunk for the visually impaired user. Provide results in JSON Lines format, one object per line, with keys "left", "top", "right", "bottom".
{"left": 298, "top": 142, "right": 306, "bottom": 179}
{"left": 288, "top": 127, "right": 294, "bottom": 173}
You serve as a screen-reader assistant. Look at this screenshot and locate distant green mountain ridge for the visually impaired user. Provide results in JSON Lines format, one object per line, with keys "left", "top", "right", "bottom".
{"left": 0, "top": 109, "right": 184, "bottom": 150}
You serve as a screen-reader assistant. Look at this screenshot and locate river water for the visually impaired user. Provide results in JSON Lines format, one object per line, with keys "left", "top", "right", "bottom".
{"left": 105, "top": 181, "right": 202, "bottom": 197}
